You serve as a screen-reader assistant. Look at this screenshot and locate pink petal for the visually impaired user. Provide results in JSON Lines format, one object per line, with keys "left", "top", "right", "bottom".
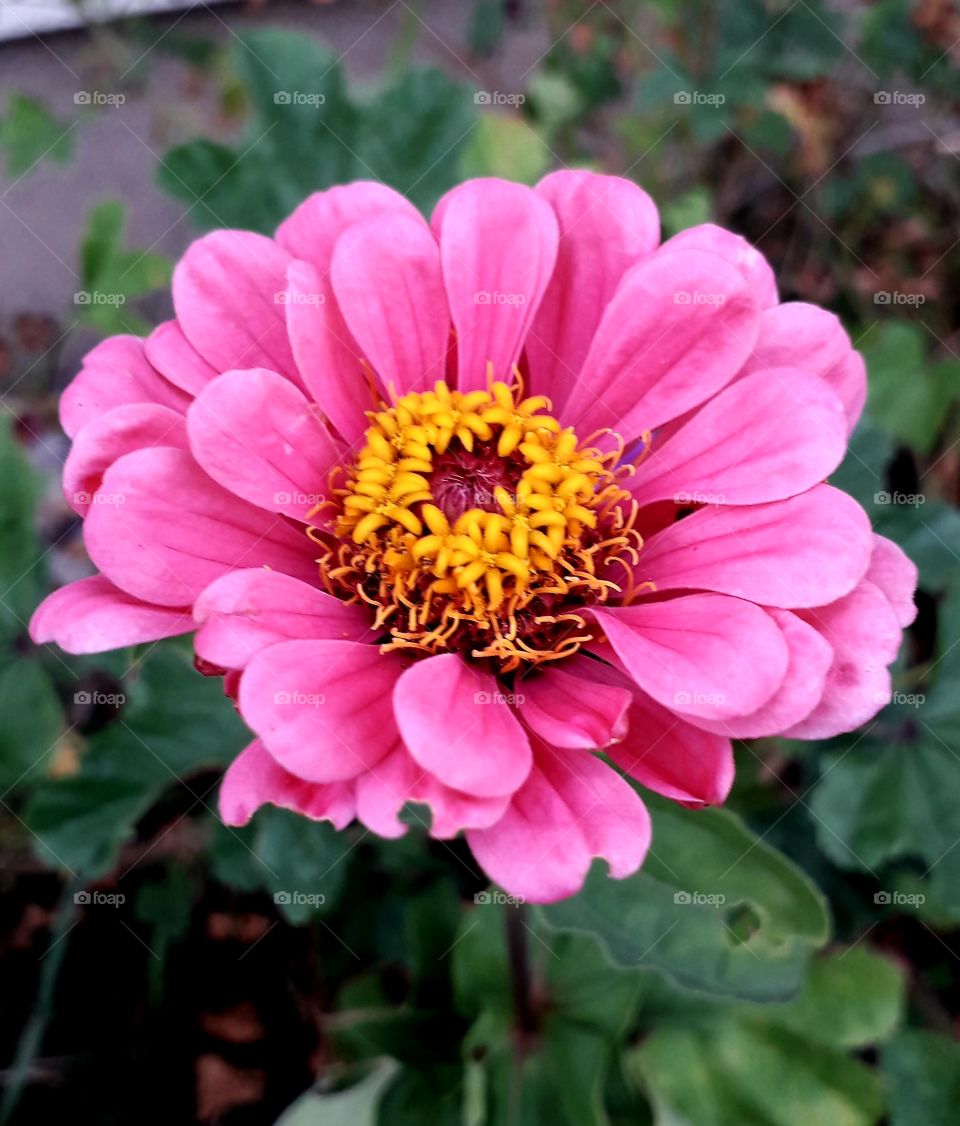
{"left": 354, "top": 746, "right": 509, "bottom": 840}
{"left": 659, "top": 224, "right": 778, "bottom": 307}
{"left": 518, "top": 658, "right": 631, "bottom": 749}
{"left": 84, "top": 447, "right": 314, "bottom": 607}
{"left": 605, "top": 686, "right": 734, "bottom": 806}
{"left": 238, "top": 639, "right": 402, "bottom": 782}
{"left": 466, "top": 742, "right": 651, "bottom": 903}
{"left": 630, "top": 368, "right": 848, "bottom": 507}
{"left": 433, "top": 178, "right": 559, "bottom": 390}
{"left": 393, "top": 653, "right": 532, "bottom": 798}
{"left": 144, "top": 320, "right": 219, "bottom": 396}
{"left": 527, "top": 170, "right": 659, "bottom": 411}
{"left": 194, "top": 568, "right": 372, "bottom": 670}
{"left": 284, "top": 259, "right": 376, "bottom": 447}
{"left": 591, "top": 594, "right": 789, "bottom": 720}
{"left": 187, "top": 368, "right": 341, "bottom": 523}
{"left": 690, "top": 609, "right": 833, "bottom": 738}
{"left": 562, "top": 248, "right": 761, "bottom": 437}
{"left": 275, "top": 180, "right": 423, "bottom": 272}
{"left": 737, "top": 303, "right": 867, "bottom": 434}
{"left": 29, "top": 574, "right": 192, "bottom": 654}
{"left": 866, "top": 534, "right": 918, "bottom": 628}
{"left": 220, "top": 738, "right": 355, "bottom": 829}
{"left": 331, "top": 213, "right": 449, "bottom": 395}
{"left": 172, "top": 230, "right": 300, "bottom": 383}
{"left": 784, "top": 581, "right": 904, "bottom": 739}
{"left": 60, "top": 336, "right": 188, "bottom": 438}
{"left": 63, "top": 404, "right": 188, "bottom": 516}
{"left": 638, "top": 485, "right": 872, "bottom": 608}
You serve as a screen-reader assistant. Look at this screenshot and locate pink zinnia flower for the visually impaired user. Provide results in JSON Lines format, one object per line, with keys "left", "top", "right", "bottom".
{"left": 31, "top": 174, "right": 917, "bottom": 903}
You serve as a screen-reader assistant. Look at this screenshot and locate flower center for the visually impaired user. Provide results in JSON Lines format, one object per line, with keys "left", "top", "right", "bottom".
{"left": 314, "top": 379, "right": 642, "bottom": 671}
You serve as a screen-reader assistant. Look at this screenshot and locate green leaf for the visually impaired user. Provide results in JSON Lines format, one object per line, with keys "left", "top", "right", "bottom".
{"left": 628, "top": 948, "right": 900, "bottom": 1126}
{"left": 77, "top": 201, "right": 172, "bottom": 335}
{"left": 631, "top": 1017, "right": 883, "bottom": 1126}
{"left": 0, "top": 661, "right": 63, "bottom": 791}
{"left": 809, "top": 733, "right": 960, "bottom": 913}
{"left": 275, "top": 1061, "right": 399, "bottom": 1126}
{"left": 253, "top": 807, "right": 350, "bottom": 923}
{"left": 764, "top": 947, "right": 905, "bottom": 1049}
{"left": 540, "top": 793, "right": 829, "bottom": 1001}
{"left": 158, "top": 31, "right": 476, "bottom": 232}
{"left": 881, "top": 1030, "right": 960, "bottom": 1126}
{"left": 25, "top": 646, "right": 247, "bottom": 876}
{"left": 864, "top": 323, "right": 958, "bottom": 454}
{"left": 660, "top": 188, "right": 713, "bottom": 237}
{"left": 460, "top": 115, "right": 551, "bottom": 184}
{"left": 0, "top": 417, "right": 43, "bottom": 644}
{"left": 0, "top": 94, "right": 73, "bottom": 177}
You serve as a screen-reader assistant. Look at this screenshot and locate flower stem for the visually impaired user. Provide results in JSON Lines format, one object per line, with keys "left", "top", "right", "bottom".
{"left": 504, "top": 902, "right": 538, "bottom": 1038}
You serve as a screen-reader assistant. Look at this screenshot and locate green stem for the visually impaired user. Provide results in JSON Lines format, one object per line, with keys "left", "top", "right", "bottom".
{"left": 0, "top": 873, "right": 82, "bottom": 1125}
